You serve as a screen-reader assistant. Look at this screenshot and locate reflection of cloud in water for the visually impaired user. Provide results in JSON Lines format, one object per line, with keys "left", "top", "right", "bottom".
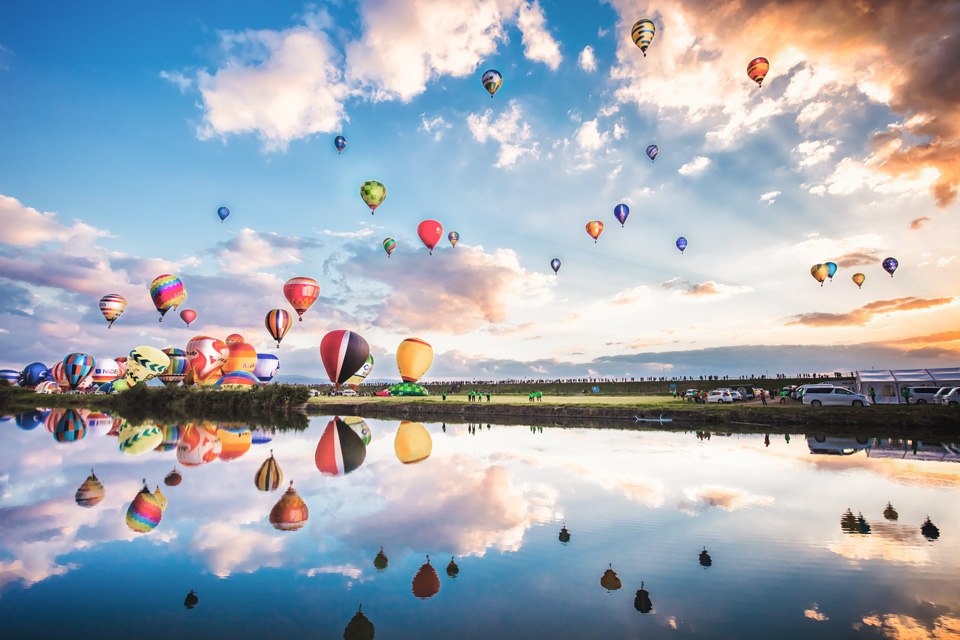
{"left": 804, "top": 603, "right": 829, "bottom": 621}
{"left": 342, "top": 454, "right": 558, "bottom": 557}
{"left": 300, "top": 563, "right": 365, "bottom": 586}
{"left": 677, "top": 485, "right": 774, "bottom": 516}
{"left": 856, "top": 613, "right": 960, "bottom": 639}
{"left": 562, "top": 462, "right": 665, "bottom": 508}
{"left": 190, "top": 521, "right": 287, "bottom": 578}
{"left": 829, "top": 520, "right": 932, "bottom": 565}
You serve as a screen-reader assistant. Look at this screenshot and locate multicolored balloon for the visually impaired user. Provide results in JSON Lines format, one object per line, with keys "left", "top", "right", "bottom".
{"left": 126, "top": 480, "right": 162, "bottom": 533}
{"left": 177, "top": 423, "right": 222, "bottom": 467}
{"left": 149, "top": 274, "right": 186, "bottom": 322}
{"left": 265, "top": 309, "right": 292, "bottom": 348}
{"left": 853, "top": 273, "right": 866, "bottom": 289}
{"left": 98, "top": 294, "right": 127, "bottom": 328}
{"left": 217, "top": 206, "right": 230, "bottom": 222}
{"left": 418, "top": 220, "right": 443, "bottom": 255}
{"left": 747, "top": 57, "right": 770, "bottom": 87}
{"left": 586, "top": 221, "right": 604, "bottom": 243}
{"left": 255, "top": 450, "right": 283, "bottom": 491}
{"left": 360, "top": 181, "right": 387, "bottom": 213}
{"left": 179, "top": 309, "right": 197, "bottom": 326}
{"left": 225, "top": 333, "right": 244, "bottom": 345}
{"left": 320, "top": 330, "right": 370, "bottom": 387}
{"left": 159, "top": 348, "right": 189, "bottom": 386}
{"left": 882, "top": 257, "right": 898, "bottom": 277}
{"left": 91, "top": 358, "right": 120, "bottom": 384}
{"left": 283, "top": 277, "right": 320, "bottom": 321}
{"left": 481, "top": 69, "right": 502, "bottom": 97}
{"left": 215, "top": 371, "right": 260, "bottom": 388}
{"left": 826, "top": 261, "right": 838, "bottom": 280}
{"left": 550, "top": 258, "right": 561, "bottom": 274}
{"left": 223, "top": 342, "right": 257, "bottom": 374}
{"left": 334, "top": 135, "right": 346, "bottom": 154}
{"left": 811, "top": 263, "right": 829, "bottom": 286}
{"left": 383, "top": 238, "right": 396, "bottom": 257}
{"left": 676, "top": 237, "right": 688, "bottom": 253}
{"left": 126, "top": 346, "right": 170, "bottom": 385}
{"left": 185, "top": 336, "right": 228, "bottom": 382}
{"left": 631, "top": 19, "right": 656, "bottom": 56}
{"left": 54, "top": 410, "right": 85, "bottom": 442}
{"left": 269, "top": 481, "right": 309, "bottom": 531}
{"left": 0, "top": 369, "right": 20, "bottom": 385}
{"left": 75, "top": 470, "right": 105, "bottom": 508}
{"left": 397, "top": 337, "right": 433, "bottom": 383}
{"left": 448, "top": 231, "right": 459, "bottom": 247}
{"left": 63, "top": 353, "right": 95, "bottom": 391}
{"left": 316, "top": 417, "right": 367, "bottom": 476}
{"left": 613, "top": 204, "right": 629, "bottom": 227}
{"left": 345, "top": 354, "right": 374, "bottom": 390}
{"left": 254, "top": 353, "right": 280, "bottom": 383}
{"left": 645, "top": 144, "right": 659, "bottom": 162}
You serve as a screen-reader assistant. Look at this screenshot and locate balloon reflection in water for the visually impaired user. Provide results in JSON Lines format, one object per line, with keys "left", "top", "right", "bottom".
{"left": 840, "top": 508, "right": 871, "bottom": 535}
{"left": 184, "top": 590, "right": 198, "bottom": 609}
{"left": 156, "top": 425, "right": 182, "bottom": 452}
{"left": 922, "top": 517, "right": 940, "bottom": 541}
{"left": 177, "top": 423, "right": 222, "bottom": 467}
{"left": 118, "top": 423, "right": 163, "bottom": 455}
{"left": 374, "top": 547, "right": 388, "bottom": 572}
{"left": 126, "top": 480, "right": 163, "bottom": 533}
{"left": 343, "top": 416, "right": 372, "bottom": 445}
{"left": 559, "top": 524, "right": 571, "bottom": 545}
{"left": 165, "top": 467, "right": 182, "bottom": 487}
{"left": 153, "top": 486, "right": 168, "bottom": 511}
{"left": 216, "top": 427, "right": 252, "bottom": 461}
{"left": 255, "top": 450, "right": 283, "bottom": 491}
{"left": 270, "top": 481, "right": 309, "bottom": 531}
{"left": 316, "top": 417, "right": 367, "bottom": 476}
{"left": 412, "top": 556, "right": 440, "bottom": 599}
{"left": 634, "top": 582, "right": 653, "bottom": 613}
{"left": 54, "top": 409, "right": 86, "bottom": 443}
{"left": 344, "top": 604, "right": 374, "bottom": 640}
{"left": 699, "top": 547, "right": 712, "bottom": 567}
{"left": 75, "top": 469, "right": 105, "bottom": 507}
{"left": 600, "top": 563, "right": 622, "bottom": 592}
{"left": 394, "top": 421, "right": 432, "bottom": 464}
{"left": 320, "top": 330, "right": 370, "bottom": 387}
{"left": 16, "top": 410, "right": 47, "bottom": 430}
{"left": 446, "top": 557, "right": 459, "bottom": 579}
{"left": 883, "top": 502, "right": 898, "bottom": 521}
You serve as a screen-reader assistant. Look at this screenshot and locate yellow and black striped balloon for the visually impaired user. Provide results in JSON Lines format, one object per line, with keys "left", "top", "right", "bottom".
{"left": 255, "top": 450, "right": 283, "bottom": 491}
{"left": 631, "top": 19, "right": 655, "bottom": 56}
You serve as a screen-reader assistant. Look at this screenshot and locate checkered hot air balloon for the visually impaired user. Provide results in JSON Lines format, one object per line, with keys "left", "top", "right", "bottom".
{"left": 255, "top": 450, "right": 283, "bottom": 491}
{"left": 315, "top": 417, "right": 367, "bottom": 477}
{"left": 54, "top": 409, "right": 86, "bottom": 443}
{"left": 265, "top": 309, "right": 292, "bottom": 348}
{"left": 320, "top": 330, "right": 370, "bottom": 387}
{"left": 75, "top": 469, "right": 105, "bottom": 508}
{"left": 126, "top": 480, "right": 162, "bottom": 533}
{"left": 98, "top": 294, "right": 126, "bottom": 328}
{"left": 63, "top": 353, "right": 95, "bottom": 391}
{"left": 269, "top": 481, "right": 309, "bottom": 531}
{"left": 283, "top": 277, "right": 320, "bottom": 321}
{"left": 360, "top": 181, "right": 386, "bottom": 213}
{"left": 631, "top": 19, "right": 655, "bottom": 56}
{"left": 149, "top": 274, "right": 186, "bottom": 322}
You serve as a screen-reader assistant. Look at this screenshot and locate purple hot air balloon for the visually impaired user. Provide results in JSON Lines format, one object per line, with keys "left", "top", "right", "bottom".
{"left": 613, "top": 204, "right": 629, "bottom": 227}
{"left": 646, "top": 145, "right": 659, "bottom": 162}
{"left": 882, "top": 257, "right": 898, "bottom": 277}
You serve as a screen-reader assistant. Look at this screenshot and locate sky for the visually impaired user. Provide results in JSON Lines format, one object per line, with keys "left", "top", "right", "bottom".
{"left": 1, "top": 0, "right": 958, "bottom": 381}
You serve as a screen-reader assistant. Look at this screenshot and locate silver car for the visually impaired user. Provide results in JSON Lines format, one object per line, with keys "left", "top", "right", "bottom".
{"left": 940, "top": 388, "right": 960, "bottom": 405}
{"left": 803, "top": 386, "right": 870, "bottom": 407}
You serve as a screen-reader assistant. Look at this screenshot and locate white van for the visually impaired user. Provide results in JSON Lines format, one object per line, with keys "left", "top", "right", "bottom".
{"left": 902, "top": 386, "right": 943, "bottom": 404}
{"left": 802, "top": 386, "right": 870, "bottom": 407}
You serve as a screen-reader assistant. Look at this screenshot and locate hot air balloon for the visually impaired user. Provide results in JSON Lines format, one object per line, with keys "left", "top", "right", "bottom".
{"left": 446, "top": 557, "right": 459, "bottom": 578}
{"left": 165, "top": 467, "right": 182, "bottom": 487}
{"left": 559, "top": 524, "right": 571, "bottom": 544}
{"left": 412, "top": 556, "right": 440, "bottom": 599}
{"left": 320, "top": 330, "right": 370, "bottom": 387}
{"left": 254, "top": 353, "right": 280, "bottom": 383}
{"left": 826, "top": 261, "right": 838, "bottom": 280}
{"left": 384, "top": 382, "right": 429, "bottom": 396}
{"left": 747, "top": 57, "right": 770, "bottom": 87}
{"left": 75, "top": 470, "right": 105, "bottom": 507}
{"left": 177, "top": 423, "right": 221, "bottom": 467}
{"left": 269, "top": 481, "right": 309, "bottom": 531}
{"left": 98, "top": 379, "right": 129, "bottom": 394}
{"left": 255, "top": 450, "right": 283, "bottom": 491}
{"left": 283, "top": 277, "right": 320, "bottom": 321}
{"left": 50, "top": 361, "right": 68, "bottom": 388}
{"left": 186, "top": 336, "right": 228, "bottom": 383}
{"left": 613, "top": 204, "right": 629, "bottom": 227}
{"left": 883, "top": 502, "right": 898, "bottom": 521}
{"left": 600, "top": 563, "right": 622, "bottom": 591}
{"left": 418, "top": 220, "right": 443, "bottom": 254}
{"left": 19, "top": 362, "right": 50, "bottom": 389}
{"left": 811, "top": 264, "right": 829, "bottom": 286}
{"left": 114, "top": 357, "right": 127, "bottom": 379}
{"left": 316, "top": 417, "right": 367, "bottom": 476}
{"left": 634, "top": 582, "right": 653, "bottom": 613}
{"left": 217, "top": 206, "right": 230, "bottom": 222}
{"left": 0, "top": 369, "right": 19, "bottom": 385}
{"left": 335, "top": 135, "right": 346, "bottom": 154}
{"left": 481, "top": 69, "right": 502, "bottom": 97}
{"left": 374, "top": 547, "right": 389, "bottom": 572}
{"left": 383, "top": 238, "right": 396, "bottom": 257}
{"left": 159, "top": 348, "right": 188, "bottom": 386}
{"left": 265, "top": 309, "right": 292, "bottom": 348}
{"left": 550, "top": 258, "right": 561, "bottom": 274}
{"left": 91, "top": 358, "right": 121, "bottom": 384}
{"left": 645, "top": 144, "right": 658, "bottom": 162}
{"left": 345, "top": 354, "right": 374, "bottom": 390}
{"left": 149, "top": 274, "right": 186, "bottom": 322}
{"left": 676, "top": 237, "right": 688, "bottom": 254}
{"left": 36, "top": 380, "right": 61, "bottom": 395}
{"left": 126, "top": 346, "right": 170, "bottom": 385}
{"left": 85, "top": 412, "right": 114, "bottom": 437}
{"left": 344, "top": 605, "right": 375, "bottom": 640}
{"left": 153, "top": 486, "right": 168, "bottom": 511}
{"left": 225, "top": 333, "right": 244, "bottom": 345}
{"left": 99, "top": 294, "right": 127, "bottom": 328}
{"left": 853, "top": 273, "right": 866, "bottom": 289}
{"left": 586, "top": 221, "right": 604, "bottom": 243}
{"left": 360, "top": 181, "right": 387, "bottom": 213}
{"left": 883, "top": 257, "right": 898, "bottom": 277}
{"left": 215, "top": 370, "right": 260, "bottom": 389}
{"left": 448, "top": 231, "right": 459, "bottom": 247}
{"left": 631, "top": 19, "right": 655, "bottom": 56}
{"left": 223, "top": 342, "right": 257, "bottom": 374}
{"left": 126, "top": 480, "right": 162, "bottom": 533}
{"left": 179, "top": 309, "right": 197, "bottom": 326}
{"left": 699, "top": 547, "right": 712, "bottom": 567}
{"left": 184, "top": 590, "right": 199, "bottom": 609}
{"left": 215, "top": 426, "right": 252, "bottom": 460}
{"left": 119, "top": 423, "right": 164, "bottom": 455}
{"left": 394, "top": 421, "right": 432, "bottom": 464}
{"left": 397, "top": 337, "right": 433, "bottom": 382}
{"left": 344, "top": 416, "right": 372, "bottom": 445}
{"left": 62, "top": 353, "right": 95, "bottom": 391}
{"left": 921, "top": 516, "right": 940, "bottom": 541}
{"left": 16, "top": 409, "right": 47, "bottom": 430}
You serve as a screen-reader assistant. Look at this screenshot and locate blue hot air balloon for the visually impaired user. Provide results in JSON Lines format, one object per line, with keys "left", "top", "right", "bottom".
{"left": 16, "top": 409, "right": 48, "bottom": 431}
{"left": 335, "top": 135, "right": 346, "bottom": 154}
{"left": 676, "top": 237, "right": 688, "bottom": 254}
{"left": 217, "top": 206, "right": 230, "bottom": 223}
{"left": 646, "top": 145, "right": 659, "bottom": 162}
{"left": 882, "top": 257, "right": 898, "bottom": 277}
{"left": 0, "top": 369, "right": 20, "bottom": 385}
{"left": 613, "top": 204, "right": 629, "bottom": 227}
{"left": 826, "top": 261, "right": 838, "bottom": 280}
{"left": 19, "top": 362, "right": 50, "bottom": 389}
{"left": 550, "top": 258, "right": 561, "bottom": 274}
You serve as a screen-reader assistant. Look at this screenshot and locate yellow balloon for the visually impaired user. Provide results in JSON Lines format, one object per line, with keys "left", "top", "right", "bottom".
{"left": 126, "top": 346, "right": 171, "bottom": 384}
{"left": 394, "top": 421, "right": 432, "bottom": 464}
{"left": 852, "top": 273, "right": 866, "bottom": 289}
{"left": 810, "top": 264, "right": 829, "bottom": 286}
{"left": 396, "top": 338, "right": 433, "bottom": 383}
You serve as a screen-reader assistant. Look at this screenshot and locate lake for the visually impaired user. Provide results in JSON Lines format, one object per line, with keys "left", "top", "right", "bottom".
{"left": 1, "top": 410, "right": 957, "bottom": 639}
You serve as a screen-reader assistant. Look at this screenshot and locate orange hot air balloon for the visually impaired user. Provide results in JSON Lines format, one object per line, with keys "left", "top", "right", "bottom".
{"left": 164, "top": 467, "right": 182, "bottom": 487}
{"left": 177, "top": 423, "right": 222, "bottom": 467}
{"left": 411, "top": 556, "right": 440, "bottom": 599}
{"left": 811, "top": 264, "right": 829, "bottom": 286}
{"left": 270, "top": 481, "right": 309, "bottom": 531}
{"left": 586, "top": 221, "right": 604, "bottom": 243}
{"left": 283, "top": 277, "right": 320, "bottom": 321}
{"left": 216, "top": 427, "right": 252, "bottom": 461}
{"left": 225, "top": 333, "right": 244, "bottom": 345}
{"left": 852, "top": 273, "right": 865, "bottom": 289}
{"left": 223, "top": 342, "right": 257, "bottom": 374}
{"left": 600, "top": 563, "right": 622, "bottom": 591}
{"left": 394, "top": 421, "right": 432, "bottom": 464}
{"left": 396, "top": 337, "right": 433, "bottom": 383}
{"left": 747, "top": 57, "right": 770, "bottom": 87}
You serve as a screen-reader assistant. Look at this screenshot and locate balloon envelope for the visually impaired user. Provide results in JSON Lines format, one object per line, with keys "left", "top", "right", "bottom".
{"left": 586, "top": 221, "right": 604, "bottom": 242}
{"left": 315, "top": 417, "right": 367, "bottom": 476}
{"left": 345, "top": 354, "right": 374, "bottom": 390}
{"left": 118, "top": 423, "right": 164, "bottom": 455}
{"left": 19, "top": 362, "right": 50, "bottom": 389}
{"left": 550, "top": 258, "right": 561, "bottom": 274}
{"left": 853, "top": 273, "right": 866, "bottom": 288}
{"left": 54, "top": 409, "right": 85, "bottom": 442}
{"left": 645, "top": 144, "right": 659, "bottom": 162}
{"left": 126, "top": 346, "right": 170, "bottom": 384}
{"left": 826, "top": 261, "right": 838, "bottom": 279}
{"left": 177, "top": 423, "right": 222, "bottom": 467}
{"left": 149, "top": 274, "right": 186, "bottom": 320}
{"left": 811, "top": 263, "right": 830, "bottom": 285}
{"left": 75, "top": 471, "right": 105, "bottom": 508}
{"left": 0, "top": 369, "right": 19, "bottom": 385}
{"left": 159, "top": 348, "right": 188, "bottom": 386}
{"left": 631, "top": 19, "right": 655, "bottom": 55}
{"left": 412, "top": 559, "right": 440, "bottom": 599}
{"left": 215, "top": 371, "right": 260, "bottom": 389}
{"left": 216, "top": 427, "right": 252, "bottom": 461}
{"left": 255, "top": 451, "right": 283, "bottom": 491}
{"left": 254, "top": 353, "right": 280, "bottom": 383}
{"left": 394, "top": 421, "right": 432, "bottom": 464}
{"left": 63, "top": 353, "right": 95, "bottom": 391}
{"left": 265, "top": 309, "right": 292, "bottom": 347}
{"left": 217, "top": 206, "right": 230, "bottom": 222}
{"left": 283, "top": 277, "right": 320, "bottom": 320}
{"left": 126, "top": 482, "right": 162, "bottom": 533}
{"left": 417, "top": 220, "right": 443, "bottom": 254}
{"left": 613, "top": 204, "right": 629, "bottom": 226}
{"left": 92, "top": 358, "right": 121, "bottom": 384}
{"left": 383, "top": 238, "right": 396, "bottom": 257}
{"left": 334, "top": 135, "right": 346, "bottom": 153}
{"left": 270, "top": 482, "right": 309, "bottom": 531}
{"left": 747, "top": 57, "right": 770, "bottom": 87}
{"left": 179, "top": 309, "right": 197, "bottom": 326}
{"left": 397, "top": 338, "right": 433, "bottom": 382}
{"left": 481, "top": 69, "right": 502, "bottom": 97}
{"left": 360, "top": 181, "right": 387, "bottom": 212}
{"left": 883, "top": 257, "right": 898, "bottom": 276}
{"left": 320, "top": 330, "right": 370, "bottom": 387}
{"left": 448, "top": 231, "right": 459, "bottom": 247}
{"left": 676, "top": 237, "right": 688, "bottom": 253}
{"left": 223, "top": 342, "right": 258, "bottom": 374}
{"left": 99, "top": 294, "right": 126, "bottom": 327}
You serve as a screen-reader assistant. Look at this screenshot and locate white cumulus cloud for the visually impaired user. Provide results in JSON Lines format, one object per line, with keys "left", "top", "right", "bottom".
{"left": 760, "top": 190, "right": 781, "bottom": 204}
{"left": 578, "top": 45, "right": 597, "bottom": 72}
{"left": 467, "top": 101, "right": 539, "bottom": 169}
{"left": 678, "top": 156, "right": 711, "bottom": 176}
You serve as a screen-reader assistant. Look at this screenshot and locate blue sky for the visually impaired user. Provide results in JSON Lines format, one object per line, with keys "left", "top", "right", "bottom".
{"left": 1, "top": 0, "right": 958, "bottom": 381}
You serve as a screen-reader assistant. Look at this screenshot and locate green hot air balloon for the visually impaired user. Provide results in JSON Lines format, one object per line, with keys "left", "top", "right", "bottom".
{"left": 360, "top": 181, "right": 386, "bottom": 213}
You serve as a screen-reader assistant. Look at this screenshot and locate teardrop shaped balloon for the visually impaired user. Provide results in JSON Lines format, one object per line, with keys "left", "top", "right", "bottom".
{"left": 283, "top": 277, "right": 320, "bottom": 321}
{"left": 360, "top": 181, "right": 386, "bottom": 213}
{"left": 334, "top": 135, "right": 346, "bottom": 154}
{"left": 159, "top": 348, "right": 188, "bottom": 386}
{"left": 550, "top": 258, "right": 561, "bottom": 274}
{"left": 150, "top": 274, "right": 186, "bottom": 322}
{"left": 255, "top": 450, "right": 283, "bottom": 491}
{"left": 645, "top": 145, "right": 658, "bottom": 162}
{"left": 613, "top": 204, "right": 629, "bottom": 227}
{"left": 62, "top": 353, "right": 95, "bottom": 391}
{"left": 412, "top": 556, "right": 440, "bottom": 599}
{"left": 265, "top": 309, "right": 292, "bottom": 348}
{"left": 165, "top": 467, "right": 182, "bottom": 486}
{"left": 852, "top": 273, "right": 865, "bottom": 289}
{"left": 747, "top": 57, "right": 770, "bottom": 87}
{"left": 126, "top": 346, "right": 170, "bottom": 384}
{"left": 315, "top": 417, "right": 367, "bottom": 476}
{"left": 448, "top": 231, "right": 459, "bottom": 247}
{"left": 811, "top": 264, "right": 829, "bottom": 286}
{"left": 586, "top": 221, "right": 604, "bottom": 243}
{"left": 217, "top": 206, "right": 230, "bottom": 222}
{"left": 320, "top": 330, "right": 371, "bottom": 387}
{"left": 75, "top": 469, "right": 105, "bottom": 507}
{"left": 394, "top": 421, "right": 432, "bottom": 464}
{"left": 418, "top": 220, "right": 443, "bottom": 255}
{"left": 882, "top": 257, "right": 898, "bottom": 277}
{"left": 397, "top": 338, "right": 433, "bottom": 383}
{"left": 99, "top": 294, "right": 127, "bottom": 328}
{"left": 676, "top": 237, "right": 688, "bottom": 253}
{"left": 481, "top": 69, "right": 502, "bottom": 97}
{"left": 631, "top": 19, "right": 655, "bottom": 56}
{"left": 179, "top": 309, "right": 197, "bottom": 326}
{"left": 826, "top": 261, "right": 838, "bottom": 280}
{"left": 383, "top": 238, "right": 396, "bottom": 257}
{"left": 269, "top": 481, "right": 309, "bottom": 531}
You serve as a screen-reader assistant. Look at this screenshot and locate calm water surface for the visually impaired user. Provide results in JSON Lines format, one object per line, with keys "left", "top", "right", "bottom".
{"left": 1, "top": 411, "right": 958, "bottom": 639}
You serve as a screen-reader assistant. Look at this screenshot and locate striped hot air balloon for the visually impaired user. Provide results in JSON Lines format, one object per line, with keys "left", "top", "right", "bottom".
{"left": 98, "top": 294, "right": 127, "bottom": 328}
{"left": 315, "top": 417, "right": 367, "bottom": 477}
{"left": 92, "top": 358, "right": 121, "bottom": 384}
{"left": 283, "top": 277, "right": 320, "bottom": 321}
{"left": 75, "top": 470, "right": 105, "bottom": 508}
{"left": 269, "top": 481, "right": 309, "bottom": 531}
{"left": 265, "top": 309, "right": 292, "bottom": 348}
{"left": 149, "top": 274, "right": 186, "bottom": 322}
{"left": 159, "top": 348, "right": 188, "bottom": 386}
{"left": 35, "top": 380, "right": 61, "bottom": 394}
{"left": 254, "top": 353, "right": 280, "bottom": 383}
{"left": 222, "top": 342, "right": 257, "bottom": 374}
{"left": 320, "top": 330, "right": 370, "bottom": 387}
{"left": 383, "top": 238, "right": 396, "bottom": 257}
{"left": 631, "top": 19, "right": 655, "bottom": 56}
{"left": 747, "top": 57, "right": 770, "bottom": 87}
{"left": 215, "top": 370, "right": 260, "bottom": 388}
{"left": 216, "top": 427, "right": 252, "bottom": 461}
{"left": 126, "top": 481, "right": 163, "bottom": 533}
{"left": 255, "top": 450, "right": 284, "bottom": 491}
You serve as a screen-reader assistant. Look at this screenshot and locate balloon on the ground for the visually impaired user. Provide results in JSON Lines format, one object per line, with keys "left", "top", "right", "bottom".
{"left": 383, "top": 238, "right": 396, "bottom": 257}
{"left": 394, "top": 421, "right": 432, "bottom": 464}
{"left": 551, "top": 258, "right": 561, "bottom": 274}
{"left": 215, "top": 370, "right": 260, "bottom": 389}
{"left": 63, "top": 353, "right": 95, "bottom": 391}
{"left": 270, "top": 481, "right": 309, "bottom": 531}
{"left": 19, "top": 362, "right": 50, "bottom": 389}
{"left": 160, "top": 348, "right": 189, "bottom": 386}
{"left": 448, "top": 231, "right": 459, "bottom": 247}
{"left": 826, "top": 261, "right": 838, "bottom": 280}
{"left": 335, "top": 135, "right": 346, "bottom": 154}
{"left": 412, "top": 557, "right": 440, "bottom": 599}
{"left": 853, "top": 273, "right": 866, "bottom": 289}
{"left": 882, "top": 257, "right": 898, "bottom": 277}
{"left": 283, "top": 277, "right": 320, "bottom": 321}
{"left": 99, "top": 379, "right": 130, "bottom": 394}
{"left": 481, "top": 69, "right": 502, "bottom": 97}
{"left": 0, "top": 369, "right": 19, "bottom": 385}
{"left": 811, "top": 264, "right": 829, "bottom": 286}
{"left": 177, "top": 423, "right": 222, "bottom": 467}
{"left": 613, "top": 204, "right": 629, "bottom": 227}
{"left": 360, "top": 181, "right": 387, "bottom": 213}
{"left": 586, "top": 221, "right": 604, "bottom": 243}
{"left": 225, "top": 333, "right": 244, "bottom": 344}
{"left": 150, "top": 274, "right": 186, "bottom": 322}
{"left": 179, "top": 309, "right": 197, "bottom": 326}
{"left": 320, "top": 330, "right": 370, "bottom": 387}
{"left": 397, "top": 337, "right": 433, "bottom": 382}
{"left": 255, "top": 450, "right": 283, "bottom": 491}
{"left": 217, "top": 206, "right": 230, "bottom": 222}
{"left": 345, "top": 354, "right": 374, "bottom": 390}
{"left": 315, "top": 417, "right": 367, "bottom": 476}
{"left": 186, "top": 336, "right": 228, "bottom": 382}
{"left": 35, "top": 380, "right": 60, "bottom": 394}
{"left": 75, "top": 470, "right": 105, "bottom": 507}
{"left": 223, "top": 342, "right": 257, "bottom": 374}
{"left": 126, "top": 481, "right": 162, "bottom": 533}
{"left": 50, "top": 361, "right": 68, "bottom": 388}
{"left": 645, "top": 144, "right": 658, "bottom": 162}
{"left": 747, "top": 57, "right": 770, "bottom": 87}
{"left": 254, "top": 353, "right": 280, "bottom": 383}
{"left": 631, "top": 19, "right": 655, "bottom": 56}
{"left": 386, "top": 382, "right": 429, "bottom": 396}
{"left": 98, "top": 294, "right": 127, "bottom": 328}
{"left": 417, "top": 220, "right": 443, "bottom": 254}
{"left": 265, "top": 309, "right": 292, "bottom": 348}
{"left": 126, "top": 346, "right": 170, "bottom": 384}
{"left": 118, "top": 423, "right": 164, "bottom": 456}
{"left": 676, "top": 237, "right": 688, "bottom": 253}
{"left": 216, "top": 427, "right": 252, "bottom": 461}
{"left": 92, "top": 358, "right": 121, "bottom": 384}
{"left": 54, "top": 409, "right": 86, "bottom": 443}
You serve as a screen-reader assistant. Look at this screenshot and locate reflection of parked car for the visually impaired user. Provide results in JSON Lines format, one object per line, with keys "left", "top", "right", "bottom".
{"left": 803, "top": 386, "right": 870, "bottom": 407}
{"left": 940, "top": 388, "right": 960, "bottom": 405}
{"left": 707, "top": 390, "right": 733, "bottom": 403}
{"left": 903, "top": 386, "right": 942, "bottom": 404}
{"left": 807, "top": 435, "right": 872, "bottom": 456}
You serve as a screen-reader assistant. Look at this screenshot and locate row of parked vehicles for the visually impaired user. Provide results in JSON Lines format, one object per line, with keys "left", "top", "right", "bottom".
{"left": 794, "top": 383, "right": 960, "bottom": 407}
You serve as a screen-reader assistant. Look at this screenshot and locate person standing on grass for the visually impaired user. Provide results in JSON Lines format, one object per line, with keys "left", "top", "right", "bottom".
{"left": 902, "top": 387, "right": 911, "bottom": 405}
{"left": 869, "top": 387, "right": 876, "bottom": 405}
{"left": 779, "top": 389, "right": 786, "bottom": 404}
{"left": 760, "top": 390, "right": 767, "bottom": 405}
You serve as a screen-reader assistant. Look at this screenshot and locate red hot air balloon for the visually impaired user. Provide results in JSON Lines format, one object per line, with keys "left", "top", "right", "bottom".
{"left": 417, "top": 220, "right": 443, "bottom": 255}
{"left": 283, "top": 277, "right": 320, "bottom": 322}
{"left": 179, "top": 309, "right": 197, "bottom": 326}
{"left": 412, "top": 556, "right": 441, "bottom": 599}
{"left": 315, "top": 417, "right": 367, "bottom": 476}
{"left": 269, "top": 481, "right": 309, "bottom": 531}
{"left": 586, "top": 221, "right": 604, "bottom": 243}
{"left": 320, "top": 330, "right": 370, "bottom": 388}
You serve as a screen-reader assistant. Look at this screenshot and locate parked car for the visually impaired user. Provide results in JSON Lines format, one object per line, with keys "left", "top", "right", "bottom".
{"left": 934, "top": 387, "right": 954, "bottom": 405}
{"left": 940, "top": 387, "right": 960, "bottom": 405}
{"left": 684, "top": 389, "right": 698, "bottom": 399}
{"left": 737, "top": 387, "right": 754, "bottom": 400}
{"left": 707, "top": 390, "right": 734, "bottom": 404}
{"left": 334, "top": 388, "right": 358, "bottom": 396}
{"left": 902, "top": 386, "right": 943, "bottom": 404}
{"left": 793, "top": 383, "right": 835, "bottom": 400}
{"left": 729, "top": 390, "right": 743, "bottom": 402}
{"left": 802, "top": 386, "right": 870, "bottom": 407}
